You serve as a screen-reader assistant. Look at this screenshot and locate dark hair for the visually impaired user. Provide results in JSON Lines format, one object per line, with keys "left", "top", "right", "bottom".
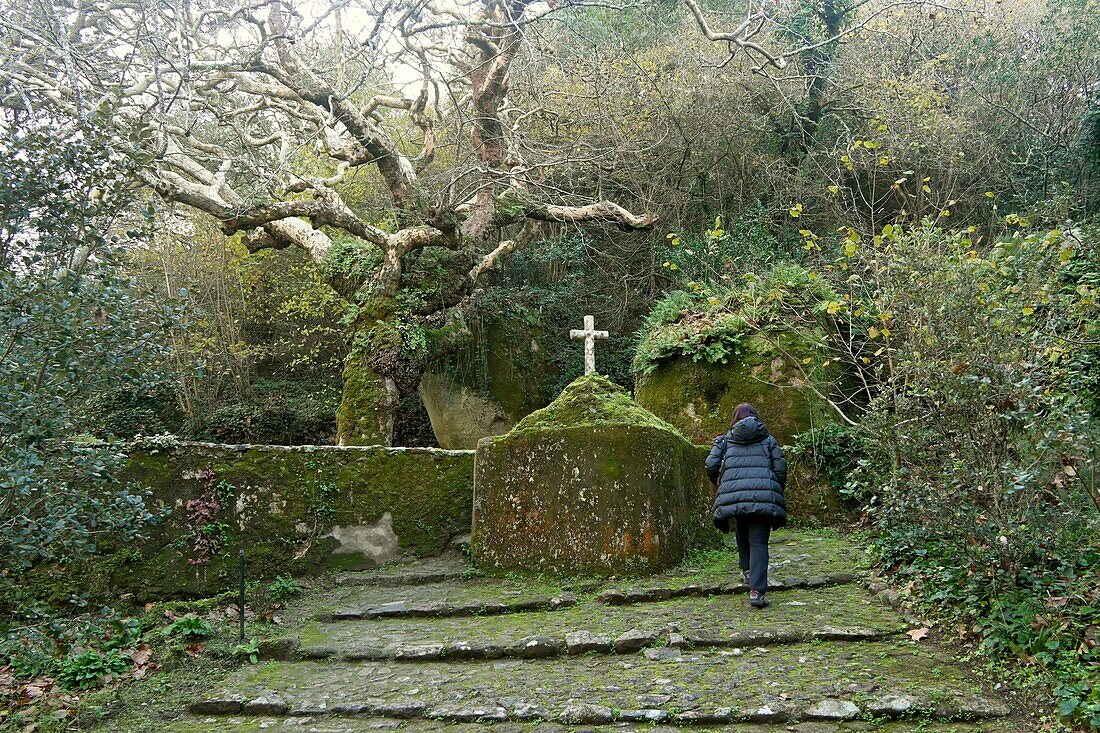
{"left": 730, "top": 403, "right": 759, "bottom": 428}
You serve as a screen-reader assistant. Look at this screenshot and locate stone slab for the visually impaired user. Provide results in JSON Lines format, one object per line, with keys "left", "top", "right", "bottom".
{"left": 298, "top": 586, "right": 907, "bottom": 657}
{"left": 296, "top": 530, "right": 866, "bottom": 623}
{"left": 157, "top": 718, "right": 1030, "bottom": 732}
{"left": 197, "top": 641, "right": 1012, "bottom": 724}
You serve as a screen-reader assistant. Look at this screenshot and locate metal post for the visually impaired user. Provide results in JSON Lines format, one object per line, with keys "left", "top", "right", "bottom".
{"left": 238, "top": 548, "right": 246, "bottom": 644}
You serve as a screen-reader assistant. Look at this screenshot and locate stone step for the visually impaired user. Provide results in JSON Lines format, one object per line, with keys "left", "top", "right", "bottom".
{"left": 165, "top": 713, "right": 1029, "bottom": 730}
{"left": 167, "top": 717, "right": 1027, "bottom": 732}
{"left": 318, "top": 573, "right": 860, "bottom": 623}
{"left": 290, "top": 626, "right": 902, "bottom": 662}
{"left": 278, "top": 587, "right": 907, "bottom": 662}
{"left": 191, "top": 641, "right": 1013, "bottom": 725}
{"left": 321, "top": 591, "right": 578, "bottom": 621}
{"left": 336, "top": 554, "right": 470, "bottom": 587}
{"left": 594, "top": 572, "right": 858, "bottom": 607}
{"left": 325, "top": 528, "right": 866, "bottom": 598}
{"left": 336, "top": 568, "right": 468, "bottom": 587}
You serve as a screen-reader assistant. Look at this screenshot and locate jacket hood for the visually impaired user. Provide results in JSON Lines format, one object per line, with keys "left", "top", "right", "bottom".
{"left": 729, "top": 416, "right": 769, "bottom": 444}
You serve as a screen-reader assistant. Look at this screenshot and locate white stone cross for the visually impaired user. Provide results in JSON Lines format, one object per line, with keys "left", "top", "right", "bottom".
{"left": 570, "top": 315, "right": 609, "bottom": 376}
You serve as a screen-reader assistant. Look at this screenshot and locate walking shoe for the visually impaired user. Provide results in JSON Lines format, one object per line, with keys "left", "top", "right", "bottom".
{"left": 740, "top": 569, "right": 749, "bottom": 585}
{"left": 749, "top": 590, "right": 769, "bottom": 609}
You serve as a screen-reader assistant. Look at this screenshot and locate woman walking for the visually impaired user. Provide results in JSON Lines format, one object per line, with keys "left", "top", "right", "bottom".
{"left": 706, "top": 403, "right": 787, "bottom": 608}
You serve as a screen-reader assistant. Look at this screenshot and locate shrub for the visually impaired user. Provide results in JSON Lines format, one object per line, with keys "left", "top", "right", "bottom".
{"left": 0, "top": 118, "right": 170, "bottom": 616}
{"left": 819, "top": 219, "right": 1099, "bottom": 729}
{"left": 789, "top": 423, "right": 864, "bottom": 493}
{"left": 659, "top": 208, "right": 799, "bottom": 286}
{"left": 231, "top": 638, "right": 260, "bottom": 664}
{"left": 57, "top": 649, "right": 131, "bottom": 690}
{"left": 195, "top": 379, "right": 340, "bottom": 445}
{"left": 632, "top": 262, "right": 838, "bottom": 374}
{"left": 9, "top": 649, "right": 57, "bottom": 679}
{"left": 162, "top": 615, "right": 215, "bottom": 640}
{"left": 267, "top": 575, "right": 302, "bottom": 602}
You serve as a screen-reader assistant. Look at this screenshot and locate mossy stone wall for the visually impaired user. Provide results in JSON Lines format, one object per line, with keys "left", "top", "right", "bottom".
{"left": 105, "top": 442, "right": 473, "bottom": 600}
{"left": 472, "top": 376, "right": 718, "bottom": 575}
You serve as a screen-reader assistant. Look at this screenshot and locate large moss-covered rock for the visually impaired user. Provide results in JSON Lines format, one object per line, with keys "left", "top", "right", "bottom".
{"left": 635, "top": 333, "right": 837, "bottom": 447}
{"left": 472, "top": 375, "right": 716, "bottom": 575}
{"left": 420, "top": 318, "right": 553, "bottom": 449}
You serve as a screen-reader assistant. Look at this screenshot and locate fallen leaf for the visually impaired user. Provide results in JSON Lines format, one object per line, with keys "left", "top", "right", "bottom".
{"left": 907, "top": 627, "right": 929, "bottom": 642}
{"left": 130, "top": 644, "right": 153, "bottom": 666}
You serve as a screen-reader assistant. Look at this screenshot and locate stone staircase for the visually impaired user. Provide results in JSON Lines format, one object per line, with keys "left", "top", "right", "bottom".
{"left": 176, "top": 530, "right": 1030, "bottom": 732}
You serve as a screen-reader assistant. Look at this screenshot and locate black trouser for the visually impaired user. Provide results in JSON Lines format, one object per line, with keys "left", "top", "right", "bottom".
{"left": 735, "top": 517, "right": 771, "bottom": 593}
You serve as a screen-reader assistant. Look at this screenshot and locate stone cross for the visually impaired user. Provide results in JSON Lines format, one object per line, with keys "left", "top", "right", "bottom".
{"left": 570, "top": 315, "right": 609, "bottom": 376}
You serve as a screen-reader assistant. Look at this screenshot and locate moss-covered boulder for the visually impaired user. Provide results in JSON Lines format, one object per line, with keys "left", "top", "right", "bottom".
{"left": 472, "top": 375, "right": 716, "bottom": 575}
{"left": 632, "top": 269, "right": 845, "bottom": 446}
{"left": 420, "top": 318, "right": 553, "bottom": 449}
{"left": 634, "top": 332, "right": 837, "bottom": 447}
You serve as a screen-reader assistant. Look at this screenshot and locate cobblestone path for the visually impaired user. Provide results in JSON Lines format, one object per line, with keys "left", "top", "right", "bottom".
{"left": 170, "top": 530, "right": 1034, "bottom": 732}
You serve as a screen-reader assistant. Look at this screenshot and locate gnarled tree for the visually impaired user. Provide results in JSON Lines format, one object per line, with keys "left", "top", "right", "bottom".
{"left": 0, "top": 0, "right": 657, "bottom": 445}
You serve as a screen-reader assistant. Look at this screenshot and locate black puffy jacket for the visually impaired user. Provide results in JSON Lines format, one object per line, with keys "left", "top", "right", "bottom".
{"left": 706, "top": 417, "right": 787, "bottom": 529}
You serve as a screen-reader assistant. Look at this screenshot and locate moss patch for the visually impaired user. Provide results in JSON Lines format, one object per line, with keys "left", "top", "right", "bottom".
{"left": 509, "top": 374, "right": 684, "bottom": 436}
